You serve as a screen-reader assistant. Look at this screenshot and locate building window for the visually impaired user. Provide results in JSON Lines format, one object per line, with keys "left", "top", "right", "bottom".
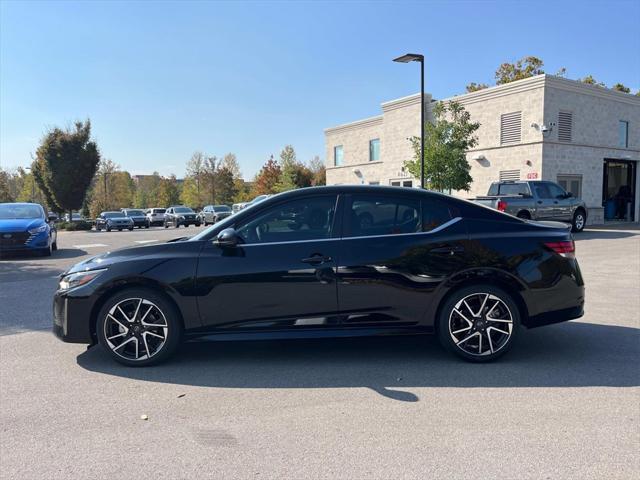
{"left": 500, "top": 111, "right": 522, "bottom": 145}
{"left": 557, "top": 175, "right": 582, "bottom": 199}
{"left": 333, "top": 145, "right": 343, "bottom": 166}
{"left": 390, "top": 180, "right": 413, "bottom": 188}
{"left": 369, "top": 139, "right": 380, "bottom": 162}
{"left": 369, "top": 181, "right": 380, "bottom": 185}
{"left": 558, "top": 111, "right": 573, "bottom": 142}
{"left": 619, "top": 121, "right": 629, "bottom": 148}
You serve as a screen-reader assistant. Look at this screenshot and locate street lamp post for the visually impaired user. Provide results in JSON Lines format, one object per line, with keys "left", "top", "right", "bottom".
{"left": 393, "top": 53, "right": 425, "bottom": 189}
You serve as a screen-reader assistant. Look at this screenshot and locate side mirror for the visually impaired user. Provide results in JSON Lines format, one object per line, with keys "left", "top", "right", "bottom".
{"left": 214, "top": 228, "right": 239, "bottom": 248}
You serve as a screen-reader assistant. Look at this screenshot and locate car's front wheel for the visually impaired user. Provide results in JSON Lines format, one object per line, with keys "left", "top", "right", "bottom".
{"left": 96, "top": 289, "right": 182, "bottom": 366}
{"left": 437, "top": 285, "right": 520, "bottom": 362}
{"left": 572, "top": 209, "right": 586, "bottom": 233}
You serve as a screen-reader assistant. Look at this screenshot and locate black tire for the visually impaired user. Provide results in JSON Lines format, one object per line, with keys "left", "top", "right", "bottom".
{"left": 128, "top": 227, "right": 134, "bottom": 231}
{"left": 118, "top": 228, "right": 123, "bottom": 231}
{"left": 174, "top": 221, "right": 180, "bottom": 228}
{"left": 145, "top": 224, "right": 149, "bottom": 229}
{"left": 96, "top": 288, "right": 182, "bottom": 367}
{"left": 572, "top": 209, "right": 586, "bottom": 233}
{"left": 40, "top": 243, "right": 52, "bottom": 257}
{"left": 516, "top": 210, "right": 531, "bottom": 220}
{"left": 96, "top": 226, "right": 101, "bottom": 232}
{"left": 52, "top": 239, "right": 58, "bottom": 251}
{"left": 106, "top": 226, "right": 112, "bottom": 232}
{"left": 195, "top": 223, "right": 201, "bottom": 227}
{"left": 164, "top": 221, "right": 168, "bottom": 229}
{"left": 437, "top": 284, "right": 520, "bottom": 362}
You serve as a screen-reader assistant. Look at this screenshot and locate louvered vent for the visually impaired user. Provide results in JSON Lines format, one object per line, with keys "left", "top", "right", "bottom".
{"left": 500, "top": 112, "right": 522, "bottom": 145}
{"left": 558, "top": 111, "right": 573, "bottom": 142}
{"left": 499, "top": 170, "right": 520, "bottom": 181}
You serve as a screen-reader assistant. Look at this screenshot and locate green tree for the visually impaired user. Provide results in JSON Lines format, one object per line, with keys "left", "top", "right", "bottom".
{"left": 215, "top": 167, "right": 238, "bottom": 204}
{"left": 308, "top": 156, "right": 326, "bottom": 186}
{"left": 405, "top": 101, "right": 479, "bottom": 192}
{"left": 34, "top": 120, "right": 100, "bottom": 219}
{"left": 495, "top": 56, "right": 545, "bottom": 85}
{"left": 275, "top": 145, "right": 299, "bottom": 192}
{"left": 612, "top": 83, "right": 631, "bottom": 93}
{"left": 580, "top": 75, "right": 605, "bottom": 87}
{"left": 465, "top": 82, "right": 489, "bottom": 93}
{"left": 252, "top": 156, "right": 281, "bottom": 195}
{"left": 134, "top": 173, "right": 161, "bottom": 208}
{"left": 183, "top": 151, "right": 206, "bottom": 208}
{"left": 157, "top": 175, "right": 181, "bottom": 207}
{"left": 0, "top": 169, "right": 14, "bottom": 202}
{"left": 31, "top": 161, "right": 62, "bottom": 212}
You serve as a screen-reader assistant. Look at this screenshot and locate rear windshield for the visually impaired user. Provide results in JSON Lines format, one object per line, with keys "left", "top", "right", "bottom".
{"left": 174, "top": 207, "right": 193, "bottom": 213}
{"left": 124, "top": 209, "right": 145, "bottom": 216}
{"left": 488, "top": 183, "right": 530, "bottom": 196}
{"left": 153, "top": 209, "right": 166, "bottom": 213}
{"left": 213, "top": 205, "right": 231, "bottom": 211}
{"left": 102, "top": 212, "right": 122, "bottom": 218}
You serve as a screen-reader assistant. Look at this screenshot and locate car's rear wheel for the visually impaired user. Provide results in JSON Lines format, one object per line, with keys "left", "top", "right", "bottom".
{"left": 516, "top": 210, "right": 531, "bottom": 220}
{"left": 96, "top": 289, "right": 182, "bottom": 366}
{"left": 572, "top": 209, "right": 586, "bottom": 233}
{"left": 437, "top": 285, "right": 520, "bottom": 362}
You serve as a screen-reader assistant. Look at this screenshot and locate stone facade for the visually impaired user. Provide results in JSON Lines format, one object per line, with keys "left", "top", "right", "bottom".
{"left": 325, "top": 75, "right": 640, "bottom": 225}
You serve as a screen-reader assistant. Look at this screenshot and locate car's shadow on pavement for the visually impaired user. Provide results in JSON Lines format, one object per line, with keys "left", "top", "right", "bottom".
{"left": 77, "top": 321, "right": 639, "bottom": 402}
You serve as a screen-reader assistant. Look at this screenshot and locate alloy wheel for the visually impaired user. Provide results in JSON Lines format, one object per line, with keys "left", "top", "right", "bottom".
{"left": 575, "top": 213, "right": 585, "bottom": 230}
{"left": 448, "top": 292, "right": 513, "bottom": 356}
{"left": 103, "top": 298, "right": 169, "bottom": 361}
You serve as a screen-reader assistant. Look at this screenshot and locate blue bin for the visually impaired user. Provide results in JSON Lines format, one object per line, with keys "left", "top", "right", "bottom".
{"left": 604, "top": 200, "right": 616, "bottom": 220}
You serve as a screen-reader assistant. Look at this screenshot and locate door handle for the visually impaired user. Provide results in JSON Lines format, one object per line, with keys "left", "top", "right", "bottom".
{"left": 301, "top": 254, "right": 332, "bottom": 265}
{"left": 431, "top": 245, "right": 465, "bottom": 255}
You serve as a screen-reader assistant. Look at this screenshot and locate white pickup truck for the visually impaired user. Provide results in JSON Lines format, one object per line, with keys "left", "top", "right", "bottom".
{"left": 471, "top": 180, "right": 588, "bottom": 232}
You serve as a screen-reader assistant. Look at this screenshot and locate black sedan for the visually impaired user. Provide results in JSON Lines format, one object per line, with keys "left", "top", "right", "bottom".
{"left": 163, "top": 206, "right": 201, "bottom": 228}
{"left": 95, "top": 211, "right": 134, "bottom": 232}
{"left": 53, "top": 186, "right": 584, "bottom": 366}
{"left": 121, "top": 208, "right": 150, "bottom": 228}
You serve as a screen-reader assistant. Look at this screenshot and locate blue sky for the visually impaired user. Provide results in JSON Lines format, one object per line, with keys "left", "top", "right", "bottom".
{"left": 1, "top": 0, "right": 639, "bottom": 178}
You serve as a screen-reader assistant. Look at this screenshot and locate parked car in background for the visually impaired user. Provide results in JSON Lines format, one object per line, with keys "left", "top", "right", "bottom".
{"left": 163, "top": 206, "right": 200, "bottom": 228}
{"left": 145, "top": 208, "right": 166, "bottom": 226}
{"left": 233, "top": 194, "right": 271, "bottom": 213}
{"left": 47, "top": 212, "right": 59, "bottom": 223}
{"left": 95, "top": 211, "right": 134, "bottom": 232}
{"left": 471, "top": 180, "right": 588, "bottom": 232}
{"left": 121, "top": 208, "right": 150, "bottom": 229}
{"left": 0, "top": 202, "right": 57, "bottom": 256}
{"left": 53, "top": 186, "right": 584, "bottom": 366}
{"left": 198, "top": 205, "right": 233, "bottom": 225}
{"left": 64, "top": 212, "right": 84, "bottom": 222}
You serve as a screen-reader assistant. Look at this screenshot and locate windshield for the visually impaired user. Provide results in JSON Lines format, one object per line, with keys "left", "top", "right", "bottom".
{"left": 102, "top": 212, "right": 122, "bottom": 218}
{"left": 213, "top": 205, "right": 231, "bottom": 211}
{"left": 174, "top": 207, "right": 193, "bottom": 213}
{"left": 0, "top": 204, "right": 44, "bottom": 220}
{"left": 125, "top": 210, "right": 145, "bottom": 216}
{"left": 153, "top": 209, "right": 166, "bottom": 213}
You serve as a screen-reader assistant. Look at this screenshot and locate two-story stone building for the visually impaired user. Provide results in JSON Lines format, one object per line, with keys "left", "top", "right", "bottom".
{"left": 325, "top": 75, "right": 640, "bottom": 224}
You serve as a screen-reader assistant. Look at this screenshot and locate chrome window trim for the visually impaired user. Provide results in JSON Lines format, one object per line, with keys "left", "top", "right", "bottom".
{"left": 239, "top": 217, "right": 461, "bottom": 247}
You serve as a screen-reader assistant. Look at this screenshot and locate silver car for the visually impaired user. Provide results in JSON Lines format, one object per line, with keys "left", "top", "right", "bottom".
{"left": 145, "top": 208, "right": 166, "bottom": 226}
{"left": 198, "top": 205, "right": 233, "bottom": 226}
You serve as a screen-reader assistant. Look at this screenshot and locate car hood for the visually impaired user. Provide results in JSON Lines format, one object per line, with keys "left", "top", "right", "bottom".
{"left": 64, "top": 240, "right": 187, "bottom": 275}
{"left": 106, "top": 216, "right": 131, "bottom": 221}
{"left": 0, "top": 218, "right": 45, "bottom": 232}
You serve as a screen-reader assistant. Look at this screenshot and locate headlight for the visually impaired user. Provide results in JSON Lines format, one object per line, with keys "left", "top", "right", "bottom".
{"left": 28, "top": 224, "right": 47, "bottom": 234}
{"left": 59, "top": 268, "right": 107, "bottom": 291}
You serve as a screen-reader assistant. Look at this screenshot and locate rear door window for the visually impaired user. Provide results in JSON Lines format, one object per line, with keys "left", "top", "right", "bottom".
{"left": 347, "top": 194, "right": 421, "bottom": 237}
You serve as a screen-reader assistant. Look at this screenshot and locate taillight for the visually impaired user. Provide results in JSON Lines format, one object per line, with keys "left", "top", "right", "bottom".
{"left": 544, "top": 240, "right": 575, "bottom": 258}
{"left": 497, "top": 200, "right": 507, "bottom": 212}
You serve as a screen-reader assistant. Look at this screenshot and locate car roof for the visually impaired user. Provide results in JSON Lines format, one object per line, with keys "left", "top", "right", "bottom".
{"left": 0, "top": 202, "right": 43, "bottom": 207}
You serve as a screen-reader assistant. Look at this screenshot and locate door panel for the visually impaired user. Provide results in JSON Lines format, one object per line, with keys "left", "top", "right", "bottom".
{"left": 531, "top": 183, "right": 556, "bottom": 219}
{"left": 195, "top": 194, "right": 340, "bottom": 329}
{"left": 337, "top": 194, "right": 468, "bottom": 326}
{"left": 195, "top": 240, "right": 339, "bottom": 328}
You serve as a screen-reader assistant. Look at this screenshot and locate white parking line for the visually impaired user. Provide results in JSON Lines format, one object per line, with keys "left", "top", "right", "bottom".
{"left": 134, "top": 240, "right": 158, "bottom": 244}
{"left": 72, "top": 243, "right": 108, "bottom": 248}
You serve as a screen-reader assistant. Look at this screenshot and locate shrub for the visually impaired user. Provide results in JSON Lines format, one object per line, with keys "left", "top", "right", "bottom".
{"left": 57, "top": 220, "right": 93, "bottom": 231}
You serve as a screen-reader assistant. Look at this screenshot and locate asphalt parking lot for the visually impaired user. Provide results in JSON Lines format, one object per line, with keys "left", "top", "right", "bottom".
{"left": 1, "top": 225, "right": 639, "bottom": 479}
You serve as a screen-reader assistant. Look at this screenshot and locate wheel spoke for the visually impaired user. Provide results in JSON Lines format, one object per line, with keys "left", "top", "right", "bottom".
{"left": 478, "top": 333, "right": 483, "bottom": 354}
{"left": 453, "top": 308, "right": 473, "bottom": 326}
{"left": 139, "top": 304, "right": 154, "bottom": 324}
{"left": 145, "top": 330, "right": 165, "bottom": 340}
{"left": 116, "top": 305, "right": 131, "bottom": 322}
{"left": 113, "top": 336, "right": 137, "bottom": 352}
{"left": 486, "top": 331, "right": 495, "bottom": 354}
{"left": 487, "top": 326, "right": 510, "bottom": 336}
{"left": 452, "top": 325, "right": 472, "bottom": 335}
{"left": 456, "top": 331, "right": 480, "bottom": 346}
{"left": 132, "top": 298, "right": 143, "bottom": 322}
{"left": 107, "top": 314, "right": 129, "bottom": 332}
{"left": 485, "top": 299, "right": 500, "bottom": 318}
{"left": 478, "top": 294, "right": 489, "bottom": 316}
{"left": 462, "top": 300, "right": 475, "bottom": 317}
{"left": 107, "top": 332, "right": 127, "bottom": 341}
